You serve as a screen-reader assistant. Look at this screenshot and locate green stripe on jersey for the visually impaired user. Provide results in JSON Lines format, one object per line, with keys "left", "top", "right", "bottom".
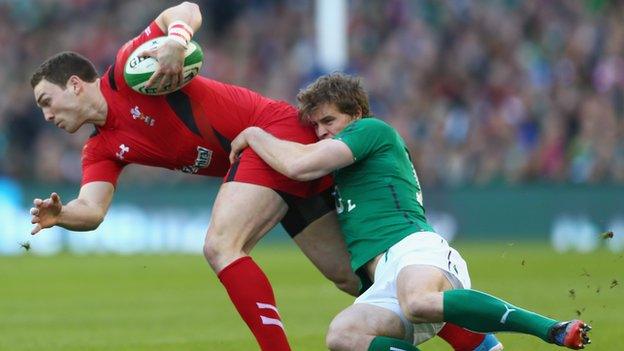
{"left": 333, "top": 117, "right": 433, "bottom": 275}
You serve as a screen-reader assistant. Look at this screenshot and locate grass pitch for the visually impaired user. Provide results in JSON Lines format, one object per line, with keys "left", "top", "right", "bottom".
{"left": 1, "top": 242, "right": 621, "bottom": 350}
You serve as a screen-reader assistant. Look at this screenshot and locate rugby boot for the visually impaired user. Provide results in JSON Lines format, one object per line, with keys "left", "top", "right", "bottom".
{"left": 473, "top": 334, "right": 503, "bottom": 351}
{"left": 548, "top": 320, "right": 591, "bottom": 349}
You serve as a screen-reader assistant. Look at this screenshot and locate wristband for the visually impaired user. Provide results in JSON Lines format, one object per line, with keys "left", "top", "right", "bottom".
{"left": 167, "top": 20, "right": 193, "bottom": 48}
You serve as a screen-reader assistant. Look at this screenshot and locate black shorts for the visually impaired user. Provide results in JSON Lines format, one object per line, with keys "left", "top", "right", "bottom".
{"left": 278, "top": 187, "right": 335, "bottom": 238}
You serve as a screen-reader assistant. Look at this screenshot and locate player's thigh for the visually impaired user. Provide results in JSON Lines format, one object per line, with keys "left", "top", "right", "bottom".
{"left": 397, "top": 265, "right": 453, "bottom": 295}
{"left": 292, "top": 211, "right": 359, "bottom": 295}
{"left": 206, "top": 181, "right": 287, "bottom": 251}
{"left": 327, "top": 303, "right": 405, "bottom": 351}
{"left": 388, "top": 233, "right": 471, "bottom": 322}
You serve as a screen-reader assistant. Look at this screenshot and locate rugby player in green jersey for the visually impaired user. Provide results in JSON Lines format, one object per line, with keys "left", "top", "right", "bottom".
{"left": 229, "top": 73, "right": 591, "bottom": 351}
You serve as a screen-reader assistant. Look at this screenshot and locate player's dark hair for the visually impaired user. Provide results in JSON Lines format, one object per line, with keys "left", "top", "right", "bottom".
{"left": 297, "top": 73, "right": 370, "bottom": 123}
{"left": 30, "top": 51, "right": 99, "bottom": 89}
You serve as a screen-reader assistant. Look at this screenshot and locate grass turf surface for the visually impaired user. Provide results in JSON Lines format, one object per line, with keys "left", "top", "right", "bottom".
{"left": 1, "top": 242, "right": 622, "bottom": 350}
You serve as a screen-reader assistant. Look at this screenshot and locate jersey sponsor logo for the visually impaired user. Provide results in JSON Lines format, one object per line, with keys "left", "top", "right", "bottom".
{"left": 130, "top": 106, "right": 155, "bottom": 126}
{"left": 144, "top": 26, "right": 151, "bottom": 36}
{"left": 180, "top": 146, "right": 213, "bottom": 174}
{"left": 116, "top": 144, "right": 130, "bottom": 160}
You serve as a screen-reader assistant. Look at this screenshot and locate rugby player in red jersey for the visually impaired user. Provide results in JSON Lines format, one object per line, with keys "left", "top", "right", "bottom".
{"left": 29, "top": 3, "right": 353, "bottom": 350}
{"left": 29, "top": 2, "right": 503, "bottom": 351}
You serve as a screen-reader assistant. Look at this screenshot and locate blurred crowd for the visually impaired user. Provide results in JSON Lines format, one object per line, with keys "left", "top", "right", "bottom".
{"left": 1, "top": 0, "right": 623, "bottom": 187}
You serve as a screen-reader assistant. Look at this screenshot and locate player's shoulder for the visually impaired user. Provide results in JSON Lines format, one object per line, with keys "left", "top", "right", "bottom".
{"left": 101, "top": 64, "right": 119, "bottom": 93}
{"left": 346, "top": 117, "right": 395, "bottom": 135}
{"left": 356, "top": 117, "right": 390, "bottom": 128}
{"left": 82, "top": 128, "right": 103, "bottom": 151}
{"left": 336, "top": 117, "right": 397, "bottom": 151}
{"left": 81, "top": 128, "right": 111, "bottom": 160}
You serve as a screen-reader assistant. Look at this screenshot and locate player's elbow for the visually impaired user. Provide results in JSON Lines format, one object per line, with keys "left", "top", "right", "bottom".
{"left": 171, "top": 2, "right": 202, "bottom": 25}
{"left": 179, "top": 1, "right": 198, "bottom": 9}
{"left": 86, "top": 207, "right": 107, "bottom": 230}
{"left": 180, "top": 1, "right": 201, "bottom": 16}
{"left": 93, "top": 213, "right": 105, "bottom": 229}
{"left": 80, "top": 212, "right": 105, "bottom": 231}
{"left": 68, "top": 214, "right": 104, "bottom": 232}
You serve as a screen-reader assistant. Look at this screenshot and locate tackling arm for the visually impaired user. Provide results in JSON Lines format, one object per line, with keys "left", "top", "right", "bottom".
{"left": 30, "top": 181, "right": 115, "bottom": 235}
{"left": 230, "top": 127, "right": 355, "bottom": 181}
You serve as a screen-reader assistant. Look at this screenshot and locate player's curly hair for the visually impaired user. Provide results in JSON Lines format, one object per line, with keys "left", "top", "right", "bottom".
{"left": 297, "top": 73, "right": 370, "bottom": 123}
{"left": 30, "top": 51, "right": 98, "bottom": 88}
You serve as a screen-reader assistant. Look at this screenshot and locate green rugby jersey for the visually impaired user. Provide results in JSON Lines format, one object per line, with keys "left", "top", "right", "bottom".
{"left": 333, "top": 117, "right": 433, "bottom": 278}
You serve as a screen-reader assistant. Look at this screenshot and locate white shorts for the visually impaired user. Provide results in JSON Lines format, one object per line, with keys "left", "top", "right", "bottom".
{"left": 354, "top": 232, "right": 471, "bottom": 345}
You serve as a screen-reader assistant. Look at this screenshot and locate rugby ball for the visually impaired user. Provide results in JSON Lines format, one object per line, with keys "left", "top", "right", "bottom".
{"left": 124, "top": 36, "right": 203, "bottom": 95}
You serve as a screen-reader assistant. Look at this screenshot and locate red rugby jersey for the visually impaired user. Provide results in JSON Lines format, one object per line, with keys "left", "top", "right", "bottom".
{"left": 82, "top": 22, "right": 302, "bottom": 187}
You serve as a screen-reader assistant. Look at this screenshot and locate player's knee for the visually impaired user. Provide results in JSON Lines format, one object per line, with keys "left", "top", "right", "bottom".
{"left": 202, "top": 238, "right": 219, "bottom": 267}
{"left": 326, "top": 332, "right": 349, "bottom": 351}
{"left": 326, "top": 319, "right": 359, "bottom": 351}
{"left": 203, "top": 228, "right": 236, "bottom": 269}
{"left": 401, "top": 293, "right": 440, "bottom": 323}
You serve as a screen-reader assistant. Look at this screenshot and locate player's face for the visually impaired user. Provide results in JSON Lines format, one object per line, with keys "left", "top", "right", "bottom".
{"left": 33, "top": 79, "right": 85, "bottom": 133}
{"left": 309, "top": 103, "right": 360, "bottom": 140}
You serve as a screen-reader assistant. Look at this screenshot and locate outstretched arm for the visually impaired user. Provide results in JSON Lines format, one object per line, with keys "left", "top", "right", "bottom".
{"left": 30, "top": 181, "right": 114, "bottom": 235}
{"left": 230, "top": 127, "right": 355, "bottom": 181}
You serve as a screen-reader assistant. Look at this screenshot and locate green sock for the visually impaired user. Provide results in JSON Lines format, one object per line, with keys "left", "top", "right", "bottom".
{"left": 368, "top": 336, "right": 421, "bottom": 351}
{"left": 443, "top": 289, "right": 558, "bottom": 341}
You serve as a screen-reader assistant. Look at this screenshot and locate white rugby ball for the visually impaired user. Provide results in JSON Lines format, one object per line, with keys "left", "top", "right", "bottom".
{"left": 124, "top": 36, "right": 203, "bottom": 95}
